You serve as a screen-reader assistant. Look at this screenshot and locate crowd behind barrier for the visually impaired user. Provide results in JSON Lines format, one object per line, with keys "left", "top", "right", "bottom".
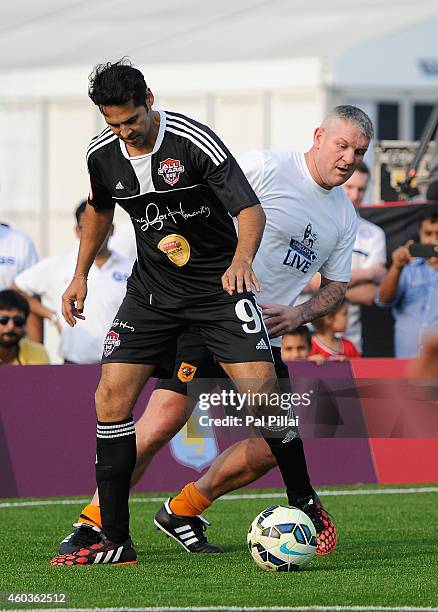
{"left": 3, "top": 200, "right": 438, "bottom": 364}
{"left": 2, "top": 162, "right": 438, "bottom": 364}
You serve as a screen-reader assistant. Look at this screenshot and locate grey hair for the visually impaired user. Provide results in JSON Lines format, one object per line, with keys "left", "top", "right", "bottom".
{"left": 323, "top": 105, "right": 374, "bottom": 141}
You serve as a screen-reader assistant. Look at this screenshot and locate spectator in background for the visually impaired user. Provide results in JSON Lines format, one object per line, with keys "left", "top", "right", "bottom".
{"left": 281, "top": 326, "right": 312, "bottom": 361}
{"left": 310, "top": 300, "right": 361, "bottom": 360}
{"left": 12, "top": 201, "right": 132, "bottom": 364}
{"left": 109, "top": 219, "right": 137, "bottom": 265}
{"left": 342, "top": 162, "right": 386, "bottom": 351}
{"left": 0, "top": 222, "right": 41, "bottom": 340}
{"left": 0, "top": 223, "right": 38, "bottom": 289}
{"left": 0, "top": 289, "right": 49, "bottom": 365}
{"left": 377, "top": 211, "right": 438, "bottom": 358}
{"left": 281, "top": 325, "right": 328, "bottom": 365}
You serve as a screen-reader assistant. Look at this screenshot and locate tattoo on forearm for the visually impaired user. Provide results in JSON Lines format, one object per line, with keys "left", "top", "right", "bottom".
{"left": 298, "top": 281, "right": 347, "bottom": 324}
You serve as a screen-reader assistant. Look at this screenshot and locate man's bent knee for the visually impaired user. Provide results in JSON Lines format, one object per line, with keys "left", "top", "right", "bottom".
{"left": 95, "top": 382, "right": 132, "bottom": 422}
{"left": 95, "top": 362, "right": 154, "bottom": 422}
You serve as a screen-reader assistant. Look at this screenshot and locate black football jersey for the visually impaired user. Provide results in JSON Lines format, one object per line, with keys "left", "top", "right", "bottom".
{"left": 86, "top": 110, "right": 259, "bottom": 306}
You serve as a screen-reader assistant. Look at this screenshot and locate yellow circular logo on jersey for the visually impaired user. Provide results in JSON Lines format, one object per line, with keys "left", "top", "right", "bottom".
{"left": 157, "top": 234, "right": 190, "bottom": 267}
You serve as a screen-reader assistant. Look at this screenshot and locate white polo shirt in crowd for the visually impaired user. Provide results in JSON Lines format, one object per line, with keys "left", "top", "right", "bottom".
{"left": 14, "top": 249, "right": 132, "bottom": 363}
{"left": 0, "top": 224, "right": 38, "bottom": 289}
{"left": 238, "top": 150, "right": 357, "bottom": 348}
{"left": 344, "top": 216, "right": 387, "bottom": 350}
{"left": 109, "top": 220, "right": 137, "bottom": 266}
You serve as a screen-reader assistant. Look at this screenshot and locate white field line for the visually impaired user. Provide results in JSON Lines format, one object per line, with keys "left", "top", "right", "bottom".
{"left": 2, "top": 606, "right": 438, "bottom": 612}
{"left": 0, "top": 486, "right": 437, "bottom": 509}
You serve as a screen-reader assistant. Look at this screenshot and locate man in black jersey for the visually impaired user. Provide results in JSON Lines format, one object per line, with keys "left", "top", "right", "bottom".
{"left": 51, "top": 59, "right": 282, "bottom": 566}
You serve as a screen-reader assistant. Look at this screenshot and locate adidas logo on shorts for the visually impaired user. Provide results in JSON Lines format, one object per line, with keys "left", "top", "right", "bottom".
{"left": 255, "top": 338, "right": 269, "bottom": 350}
{"left": 115, "top": 181, "right": 125, "bottom": 189}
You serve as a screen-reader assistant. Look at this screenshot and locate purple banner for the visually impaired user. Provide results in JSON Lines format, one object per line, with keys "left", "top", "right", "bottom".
{"left": 0, "top": 363, "right": 377, "bottom": 498}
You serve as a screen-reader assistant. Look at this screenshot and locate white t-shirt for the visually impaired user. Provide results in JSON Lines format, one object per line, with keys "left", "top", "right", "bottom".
{"left": 345, "top": 216, "right": 387, "bottom": 350}
{"left": 14, "top": 249, "right": 132, "bottom": 363}
{"left": 0, "top": 224, "right": 38, "bottom": 289}
{"left": 238, "top": 150, "right": 357, "bottom": 347}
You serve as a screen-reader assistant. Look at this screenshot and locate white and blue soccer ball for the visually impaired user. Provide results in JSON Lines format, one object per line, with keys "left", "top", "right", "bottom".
{"left": 247, "top": 505, "right": 317, "bottom": 571}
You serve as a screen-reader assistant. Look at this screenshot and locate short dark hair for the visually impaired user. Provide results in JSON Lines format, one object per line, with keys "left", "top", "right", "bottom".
{"left": 0, "top": 289, "right": 29, "bottom": 318}
{"left": 88, "top": 58, "right": 148, "bottom": 108}
{"left": 75, "top": 200, "right": 88, "bottom": 225}
{"left": 355, "top": 161, "right": 370, "bottom": 176}
{"left": 419, "top": 207, "right": 438, "bottom": 228}
{"left": 312, "top": 299, "right": 347, "bottom": 332}
{"left": 282, "top": 326, "right": 312, "bottom": 349}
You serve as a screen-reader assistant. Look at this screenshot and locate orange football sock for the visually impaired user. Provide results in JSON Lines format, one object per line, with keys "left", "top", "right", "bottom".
{"left": 77, "top": 503, "right": 102, "bottom": 529}
{"left": 170, "top": 482, "right": 211, "bottom": 517}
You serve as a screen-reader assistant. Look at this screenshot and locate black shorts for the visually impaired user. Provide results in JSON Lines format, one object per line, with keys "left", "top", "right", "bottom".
{"left": 101, "top": 285, "right": 273, "bottom": 375}
{"left": 155, "top": 327, "right": 290, "bottom": 397}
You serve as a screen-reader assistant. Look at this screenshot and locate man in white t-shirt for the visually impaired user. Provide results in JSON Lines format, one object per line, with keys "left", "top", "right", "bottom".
{"left": 13, "top": 202, "right": 132, "bottom": 364}
{"left": 0, "top": 223, "right": 38, "bottom": 290}
{"left": 1, "top": 223, "right": 41, "bottom": 341}
{"left": 342, "top": 162, "right": 387, "bottom": 351}
{"left": 57, "top": 106, "right": 372, "bottom": 562}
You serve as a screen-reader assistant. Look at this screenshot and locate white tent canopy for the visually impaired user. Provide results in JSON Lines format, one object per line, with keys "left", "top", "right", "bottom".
{"left": 1, "top": 0, "right": 438, "bottom": 262}
{"left": 2, "top": 0, "right": 438, "bottom": 71}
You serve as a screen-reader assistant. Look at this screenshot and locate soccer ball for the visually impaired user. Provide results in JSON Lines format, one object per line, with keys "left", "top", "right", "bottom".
{"left": 247, "top": 505, "right": 317, "bottom": 571}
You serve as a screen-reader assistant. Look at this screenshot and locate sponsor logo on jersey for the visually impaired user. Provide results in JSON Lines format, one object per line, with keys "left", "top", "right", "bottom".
{"left": 111, "top": 318, "right": 135, "bottom": 332}
{"left": 158, "top": 158, "right": 185, "bottom": 186}
{"left": 158, "top": 234, "right": 190, "bottom": 267}
{"left": 177, "top": 361, "right": 198, "bottom": 383}
{"left": 103, "top": 330, "right": 121, "bottom": 357}
{"left": 133, "top": 202, "right": 211, "bottom": 233}
{"left": 303, "top": 223, "right": 317, "bottom": 248}
{"left": 0, "top": 256, "right": 16, "bottom": 265}
{"left": 283, "top": 223, "right": 318, "bottom": 274}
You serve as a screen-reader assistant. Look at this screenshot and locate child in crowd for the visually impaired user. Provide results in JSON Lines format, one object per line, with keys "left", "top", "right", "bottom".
{"left": 310, "top": 300, "right": 361, "bottom": 360}
{"left": 281, "top": 325, "right": 312, "bottom": 361}
{"left": 281, "top": 325, "right": 327, "bottom": 365}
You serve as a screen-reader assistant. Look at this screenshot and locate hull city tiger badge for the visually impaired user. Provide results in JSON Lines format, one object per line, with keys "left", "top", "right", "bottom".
{"left": 158, "top": 158, "right": 185, "bottom": 186}
{"left": 158, "top": 234, "right": 190, "bottom": 267}
{"left": 177, "top": 362, "right": 198, "bottom": 383}
{"left": 103, "top": 330, "right": 121, "bottom": 357}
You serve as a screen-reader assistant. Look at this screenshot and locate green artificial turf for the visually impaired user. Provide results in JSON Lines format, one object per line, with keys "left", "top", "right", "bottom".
{"left": 1, "top": 484, "right": 437, "bottom": 610}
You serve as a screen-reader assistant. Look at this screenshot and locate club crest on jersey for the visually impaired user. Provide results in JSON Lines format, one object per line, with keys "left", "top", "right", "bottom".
{"left": 158, "top": 234, "right": 190, "bottom": 267}
{"left": 283, "top": 223, "right": 318, "bottom": 274}
{"left": 158, "top": 158, "right": 185, "bottom": 186}
{"left": 177, "top": 362, "right": 198, "bottom": 383}
{"left": 103, "top": 330, "right": 121, "bottom": 357}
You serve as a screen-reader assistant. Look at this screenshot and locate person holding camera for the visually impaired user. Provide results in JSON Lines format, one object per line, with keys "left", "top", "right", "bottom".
{"left": 378, "top": 210, "right": 438, "bottom": 357}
